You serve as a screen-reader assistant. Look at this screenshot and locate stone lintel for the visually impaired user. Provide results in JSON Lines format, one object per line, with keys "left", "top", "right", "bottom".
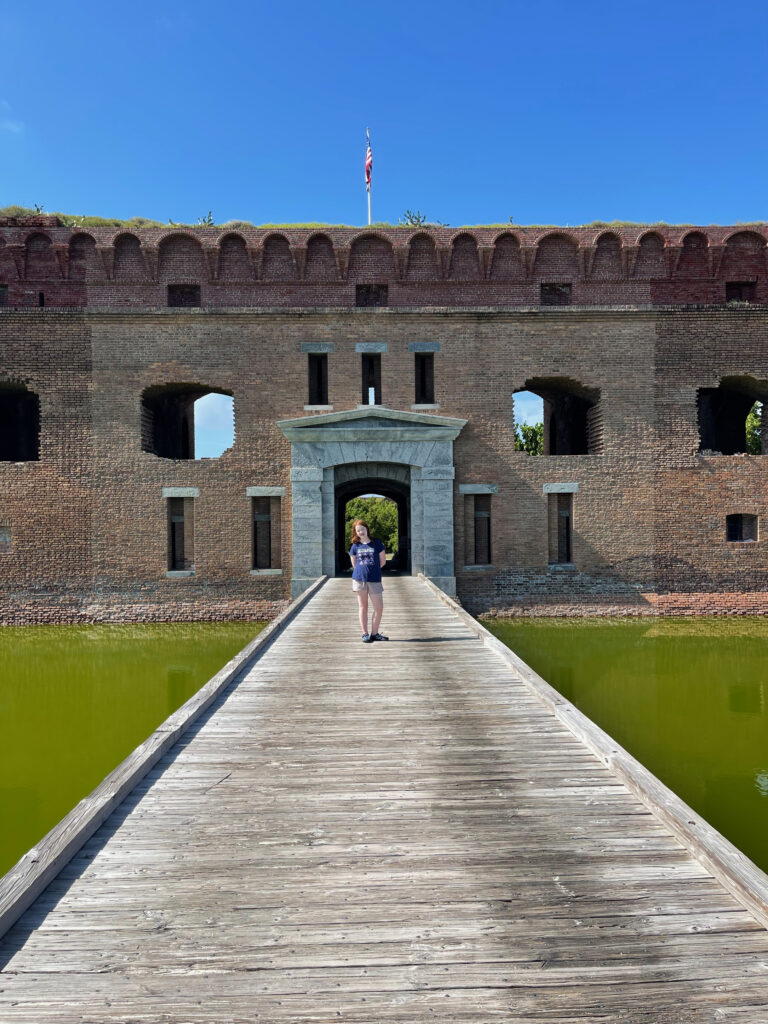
{"left": 408, "top": 341, "right": 442, "bottom": 352}
{"left": 354, "top": 342, "right": 388, "bottom": 353}
{"left": 459, "top": 483, "right": 498, "bottom": 494}
{"left": 246, "top": 486, "right": 286, "bottom": 497}
{"left": 543, "top": 482, "right": 579, "bottom": 494}
{"left": 161, "top": 487, "right": 199, "bottom": 498}
{"left": 300, "top": 342, "right": 335, "bottom": 353}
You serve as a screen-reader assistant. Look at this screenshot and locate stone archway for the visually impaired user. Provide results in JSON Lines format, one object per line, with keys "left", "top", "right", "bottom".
{"left": 334, "top": 462, "right": 411, "bottom": 574}
{"left": 277, "top": 407, "right": 467, "bottom": 596}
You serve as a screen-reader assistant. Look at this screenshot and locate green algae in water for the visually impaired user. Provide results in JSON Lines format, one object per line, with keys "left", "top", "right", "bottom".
{"left": 485, "top": 616, "right": 768, "bottom": 873}
{"left": 0, "top": 621, "right": 264, "bottom": 878}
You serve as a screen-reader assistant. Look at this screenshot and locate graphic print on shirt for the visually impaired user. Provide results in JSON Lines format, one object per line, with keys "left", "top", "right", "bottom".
{"left": 350, "top": 539, "right": 384, "bottom": 583}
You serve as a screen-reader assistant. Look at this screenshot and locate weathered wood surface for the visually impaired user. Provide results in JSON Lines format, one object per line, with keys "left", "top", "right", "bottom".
{"left": 2, "top": 576, "right": 768, "bottom": 1023}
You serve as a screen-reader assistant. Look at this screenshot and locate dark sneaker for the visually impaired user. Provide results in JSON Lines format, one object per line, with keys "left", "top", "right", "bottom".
{"left": 371, "top": 633, "right": 389, "bottom": 642}
{"left": 361, "top": 633, "right": 373, "bottom": 643}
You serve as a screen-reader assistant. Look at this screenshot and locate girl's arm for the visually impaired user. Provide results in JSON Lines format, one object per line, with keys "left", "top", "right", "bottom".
{"left": 378, "top": 542, "right": 386, "bottom": 569}
{"left": 350, "top": 547, "right": 357, "bottom": 568}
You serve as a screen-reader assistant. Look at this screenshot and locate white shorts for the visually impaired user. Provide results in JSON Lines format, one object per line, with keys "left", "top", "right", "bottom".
{"left": 352, "top": 580, "right": 384, "bottom": 594}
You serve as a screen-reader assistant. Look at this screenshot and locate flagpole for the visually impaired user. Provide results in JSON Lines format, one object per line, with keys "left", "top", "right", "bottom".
{"left": 365, "top": 128, "right": 372, "bottom": 225}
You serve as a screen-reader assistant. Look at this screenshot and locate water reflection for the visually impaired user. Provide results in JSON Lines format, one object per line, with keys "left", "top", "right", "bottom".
{"left": 0, "top": 622, "right": 263, "bottom": 877}
{"left": 485, "top": 616, "right": 768, "bottom": 873}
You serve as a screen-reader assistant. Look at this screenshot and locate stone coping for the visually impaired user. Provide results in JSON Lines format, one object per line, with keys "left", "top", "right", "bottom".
{"left": 419, "top": 573, "right": 768, "bottom": 931}
{"left": 0, "top": 575, "right": 328, "bottom": 940}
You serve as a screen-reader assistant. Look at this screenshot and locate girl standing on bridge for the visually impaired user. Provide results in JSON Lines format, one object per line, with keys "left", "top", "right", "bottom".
{"left": 349, "top": 519, "right": 389, "bottom": 644}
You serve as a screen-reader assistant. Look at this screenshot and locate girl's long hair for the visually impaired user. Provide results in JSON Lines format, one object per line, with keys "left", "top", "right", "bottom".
{"left": 350, "top": 518, "right": 374, "bottom": 549}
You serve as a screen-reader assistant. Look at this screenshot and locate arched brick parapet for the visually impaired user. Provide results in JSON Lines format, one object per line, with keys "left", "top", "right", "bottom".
{"left": 348, "top": 233, "right": 395, "bottom": 280}
{"left": 590, "top": 232, "right": 622, "bottom": 279}
{"left": 158, "top": 233, "right": 206, "bottom": 281}
{"left": 448, "top": 233, "right": 481, "bottom": 280}
{"left": 633, "top": 231, "right": 666, "bottom": 278}
{"left": 24, "top": 233, "right": 59, "bottom": 280}
{"left": 113, "top": 233, "right": 148, "bottom": 280}
{"left": 533, "top": 233, "right": 579, "bottom": 279}
{"left": 217, "top": 233, "right": 253, "bottom": 281}
{"left": 720, "top": 231, "right": 766, "bottom": 282}
{"left": 304, "top": 233, "right": 338, "bottom": 280}
{"left": 68, "top": 233, "right": 99, "bottom": 281}
{"left": 405, "top": 232, "right": 440, "bottom": 281}
{"left": 260, "top": 233, "right": 296, "bottom": 281}
{"left": 675, "top": 231, "right": 710, "bottom": 278}
{"left": 490, "top": 232, "right": 525, "bottom": 281}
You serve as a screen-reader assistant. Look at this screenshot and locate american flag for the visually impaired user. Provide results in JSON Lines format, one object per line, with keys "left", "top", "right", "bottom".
{"left": 365, "top": 130, "right": 372, "bottom": 192}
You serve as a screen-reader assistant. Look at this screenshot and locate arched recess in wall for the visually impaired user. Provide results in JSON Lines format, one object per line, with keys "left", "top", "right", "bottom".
{"left": 633, "top": 232, "right": 666, "bottom": 278}
{"left": 218, "top": 233, "right": 253, "bottom": 281}
{"left": 348, "top": 234, "right": 395, "bottom": 280}
{"left": 721, "top": 231, "right": 766, "bottom": 285}
{"left": 591, "top": 233, "right": 622, "bottom": 279}
{"left": 676, "top": 231, "right": 710, "bottom": 278}
{"left": 0, "top": 237, "right": 17, "bottom": 284}
{"left": 141, "top": 384, "right": 234, "bottom": 460}
{"left": 490, "top": 233, "right": 524, "bottom": 281}
{"left": 24, "top": 233, "right": 58, "bottom": 280}
{"left": 261, "top": 234, "right": 296, "bottom": 281}
{"left": 0, "top": 381, "right": 40, "bottom": 461}
{"left": 697, "top": 375, "right": 767, "bottom": 455}
{"left": 448, "top": 233, "right": 481, "bottom": 280}
{"left": 158, "top": 234, "right": 206, "bottom": 281}
{"left": 515, "top": 377, "right": 603, "bottom": 455}
{"left": 405, "top": 233, "right": 440, "bottom": 281}
{"left": 304, "top": 233, "right": 338, "bottom": 280}
{"left": 533, "top": 233, "right": 579, "bottom": 279}
{"left": 114, "top": 233, "right": 148, "bottom": 280}
{"left": 68, "top": 233, "right": 99, "bottom": 281}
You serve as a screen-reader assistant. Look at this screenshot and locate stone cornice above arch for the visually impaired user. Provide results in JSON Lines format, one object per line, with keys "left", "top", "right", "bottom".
{"left": 277, "top": 405, "right": 467, "bottom": 443}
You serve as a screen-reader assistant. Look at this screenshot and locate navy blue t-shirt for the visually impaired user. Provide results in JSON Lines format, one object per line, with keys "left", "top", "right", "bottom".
{"left": 350, "top": 538, "right": 385, "bottom": 583}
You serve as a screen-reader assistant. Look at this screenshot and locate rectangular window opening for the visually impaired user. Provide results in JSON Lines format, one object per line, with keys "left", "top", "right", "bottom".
{"left": 0, "top": 285, "right": 8, "bottom": 307}
{"left": 540, "top": 282, "right": 571, "bottom": 306}
{"left": 168, "top": 284, "right": 201, "bottom": 307}
{"left": 726, "top": 282, "right": 756, "bottom": 303}
{"left": 726, "top": 513, "right": 758, "bottom": 542}
{"left": 361, "top": 353, "right": 382, "bottom": 405}
{"left": 38, "top": 292, "right": 45, "bottom": 308}
{"left": 356, "top": 284, "right": 388, "bottom": 307}
{"left": 252, "top": 496, "right": 282, "bottom": 569}
{"left": 549, "top": 492, "right": 573, "bottom": 563}
{"left": 307, "top": 353, "right": 328, "bottom": 405}
{"left": 167, "top": 496, "right": 194, "bottom": 571}
{"left": 464, "top": 494, "right": 491, "bottom": 566}
{"left": 414, "top": 352, "right": 435, "bottom": 404}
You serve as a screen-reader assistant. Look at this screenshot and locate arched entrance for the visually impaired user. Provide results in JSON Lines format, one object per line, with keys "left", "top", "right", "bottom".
{"left": 277, "top": 406, "right": 467, "bottom": 596}
{"left": 334, "top": 462, "right": 410, "bottom": 575}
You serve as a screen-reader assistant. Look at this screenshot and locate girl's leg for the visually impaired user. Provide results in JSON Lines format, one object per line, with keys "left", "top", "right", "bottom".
{"left": 369, "top": 590, "right": 384, "bottom": 636}
{"left": 357, "top": 592, "right": 369, "bottom": 635}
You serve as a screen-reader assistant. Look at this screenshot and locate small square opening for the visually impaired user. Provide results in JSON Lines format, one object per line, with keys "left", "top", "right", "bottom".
{"left": 540, "top": 283, "right": 571, "bottom": 306}
{"left": 726, "top": 282, "right": 756, "bottom": 303}
{"left": 356, "top": 284, "right": 388, "bottom": 307}
{"left": 726, "top": 513, "right": 758, "bottom": 542}
{"left": 168, "top": 284, "right": 201, "bottom": 307}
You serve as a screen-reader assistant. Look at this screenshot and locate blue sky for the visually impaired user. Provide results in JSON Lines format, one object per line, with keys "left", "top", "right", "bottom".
{"left": 2, "top": 0, "right": 767, "bottom": 228}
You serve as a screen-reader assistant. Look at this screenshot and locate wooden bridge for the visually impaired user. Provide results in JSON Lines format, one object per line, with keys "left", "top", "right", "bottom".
{"left": 2, "top": 576, "right": 768, "bottom": 1023}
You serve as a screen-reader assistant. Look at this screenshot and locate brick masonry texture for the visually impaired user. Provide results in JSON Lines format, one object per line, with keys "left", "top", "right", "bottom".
{"left": 0, "top": 217, "right": 767, "bottom": 622}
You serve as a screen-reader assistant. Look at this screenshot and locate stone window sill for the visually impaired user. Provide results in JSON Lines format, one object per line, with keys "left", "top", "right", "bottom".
{"left": 463, "top": 564, "right": 494, "bottom": 572}
{"left": 304, "top": 405, "right": 333, "bottom": 411}
{"left": 166, "top": 570, "right": 195, "bottom": 578}
{"left": 411, "top": 404, "right": 440, "bottom": 411}
{"left": 726, "top": 540, "right": 759, "bottom": 546}
{"left": 547, "top": 562, "right": 576, "bottom": 571}
{"left": 250, "top": 568, "right": 283, "bottom": 576}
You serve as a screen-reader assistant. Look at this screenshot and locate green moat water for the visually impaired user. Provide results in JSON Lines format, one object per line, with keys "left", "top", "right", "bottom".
{"left": 0, "top": 622, "right": 263, "bottom": 878}
{"left": 486, "top": 616, "right": 768, "bottom": 874}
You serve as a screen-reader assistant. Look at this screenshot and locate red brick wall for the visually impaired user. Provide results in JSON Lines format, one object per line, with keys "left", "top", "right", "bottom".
{"left": 0, "top": 217, "right": 767, "bottom": 621}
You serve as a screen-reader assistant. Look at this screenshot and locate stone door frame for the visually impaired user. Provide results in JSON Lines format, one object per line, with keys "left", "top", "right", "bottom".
{"left": 277, "top": 407, "right": 467, "bottom": 597}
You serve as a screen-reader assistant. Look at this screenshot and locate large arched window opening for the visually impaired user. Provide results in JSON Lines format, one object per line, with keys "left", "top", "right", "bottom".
{"left": 698, "top": 377, "right": 767, "bottom": 455}
{"left": 0, "top": 382, "right": 40, "bottom": 461}
{"left": 515, "top": 378, "right": 602, "bottom": 455}
{"left": 141, "top": 384, "right": 234, "bottom": 460}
